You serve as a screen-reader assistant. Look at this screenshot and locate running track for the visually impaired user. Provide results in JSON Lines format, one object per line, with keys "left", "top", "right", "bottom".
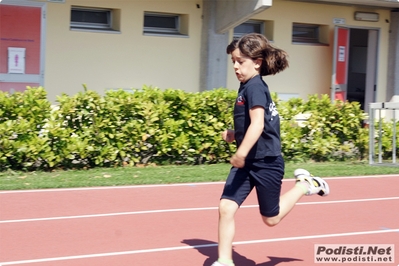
{"left": 0, "top": 175, "right": 398, "bottom": 265}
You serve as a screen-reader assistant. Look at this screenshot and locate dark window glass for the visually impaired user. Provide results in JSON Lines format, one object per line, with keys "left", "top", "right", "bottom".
{"left": 71, "top": 8, "right": 111, "bottom": 29}
{"left": 292, "top": 23, "right": 319, "bottom": 43}
{"left": 144, "top": 15, "right": 177, "bottom": 30}
{"left": 233, "top": 21, "right": 263, "bottom": 40}
{"left": 143, "top": 13, "right": 179, "bottom": 34}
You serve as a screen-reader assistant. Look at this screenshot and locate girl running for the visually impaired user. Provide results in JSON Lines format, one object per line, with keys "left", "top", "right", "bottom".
{"left": 212, "top": 33, "right": 330, "bottom": 266}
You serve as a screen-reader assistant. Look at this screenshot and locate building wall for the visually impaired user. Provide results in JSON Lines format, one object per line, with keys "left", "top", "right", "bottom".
{"left": 44, "top": 0, "right": 202, "bottom": 102}
{"left": 1, "top": 0, "right": 393, "bottom": 104}
{"left": 226, "top": 0, "right": 391, "bottom": 102}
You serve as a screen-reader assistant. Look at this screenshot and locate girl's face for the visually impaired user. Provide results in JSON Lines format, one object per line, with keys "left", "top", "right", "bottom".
{"left": 230, "top": 48, "right": 261, "bottom": 83}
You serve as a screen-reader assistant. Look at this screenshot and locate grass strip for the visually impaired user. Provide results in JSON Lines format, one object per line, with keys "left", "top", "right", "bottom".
{"left": 0, "top": 161, "right": 398, "bottom": 190}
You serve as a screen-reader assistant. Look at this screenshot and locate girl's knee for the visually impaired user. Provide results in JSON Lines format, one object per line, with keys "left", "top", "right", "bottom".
{"left": 262, "top": 215, "right": 281, "bottom": 227}
{"left": 219, "top": 199, "right": 239, "bottom": 218}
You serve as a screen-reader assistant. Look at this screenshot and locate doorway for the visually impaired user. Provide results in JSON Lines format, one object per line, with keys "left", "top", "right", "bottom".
{"left": 331, "top": 27, "right": 378, "bottom": 113}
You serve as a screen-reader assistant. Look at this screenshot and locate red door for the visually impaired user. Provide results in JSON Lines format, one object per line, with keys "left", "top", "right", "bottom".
{"left": 331, "top": 26, "right": 349, "bottom": 102}
{"left": 0, "top": 4, "right": 43, "bottom": 93}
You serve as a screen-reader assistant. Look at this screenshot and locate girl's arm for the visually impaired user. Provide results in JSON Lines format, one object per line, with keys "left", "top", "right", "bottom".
{"left": 230, "top": 106, "right": 264, "bottom": 168}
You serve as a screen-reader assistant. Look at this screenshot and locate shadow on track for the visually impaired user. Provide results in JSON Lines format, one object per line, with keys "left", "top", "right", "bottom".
{"left": 182, "top": 239, "right": 303, "bottom": 266}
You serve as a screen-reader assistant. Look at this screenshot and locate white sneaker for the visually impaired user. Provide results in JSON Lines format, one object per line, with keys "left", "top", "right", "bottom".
{"left": 294, "top": 168, "right": 330, "bottom": 197}
{"left": 294, "top": 168, "right": 311, "bottom": 181}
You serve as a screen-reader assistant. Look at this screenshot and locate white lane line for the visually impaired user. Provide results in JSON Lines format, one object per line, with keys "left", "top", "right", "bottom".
{"left": 0, "top": 174, "right": 397, "bottom": 194}
{"left": 0, "top": 182, "right": 224, "bottom": 194}
{"left": 1, "top": 196, "right": 398, "bottom": 224}
{"left": 0, "top": 228, "right": 398, "bottom": 265}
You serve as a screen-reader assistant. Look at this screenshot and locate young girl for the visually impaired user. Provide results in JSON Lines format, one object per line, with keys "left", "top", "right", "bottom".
{"left": 212, "top": 33, "right": 330, "bottom": 266}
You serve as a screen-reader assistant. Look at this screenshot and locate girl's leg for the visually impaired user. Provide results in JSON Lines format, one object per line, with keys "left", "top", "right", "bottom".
{"left": 263, "top": 169, "right": 329, "bottom": 226}
{"left": 217, "top": 198, "right": 240, "bottom": 261}
{"left": 262, "top": 185, "right": 304, "bottom": 226}
{"left": 213, "top": 167, "right": 252, "bottom": 266}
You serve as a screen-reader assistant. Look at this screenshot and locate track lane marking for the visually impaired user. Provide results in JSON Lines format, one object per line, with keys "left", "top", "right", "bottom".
{"left": 1, "top": 196, "right": 398, "bottom": 224}
{"left": 0, "top": 228, "right": 398, "bottom": 265}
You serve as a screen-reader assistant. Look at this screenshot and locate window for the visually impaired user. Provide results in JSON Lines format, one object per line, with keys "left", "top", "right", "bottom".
{"left": 144, "top": 12, "right": 184, "bottom": 36}
{"left": 233, "top": 20, "right": 263, "bottom": 40}
{"left": 70, "top": 7, "right": 113, "bottom": 31}
{"left": 292, "top": 23, "right": 320, "bottom": 44}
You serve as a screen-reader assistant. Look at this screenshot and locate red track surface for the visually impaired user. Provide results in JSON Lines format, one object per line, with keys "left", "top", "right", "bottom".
{"left": 0, "top": 175, "right": 398, "bottom": 266}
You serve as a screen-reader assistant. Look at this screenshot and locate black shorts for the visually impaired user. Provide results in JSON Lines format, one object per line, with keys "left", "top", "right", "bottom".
{"left": 221, "top": 155, "right": 284, "bottom": 217}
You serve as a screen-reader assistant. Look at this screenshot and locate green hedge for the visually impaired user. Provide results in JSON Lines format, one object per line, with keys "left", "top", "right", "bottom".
{"left": 277, "top": 94, "right": 369, "bottom": 162}
{"left": 0, "top": 87, "right": 398, "bottom": 171}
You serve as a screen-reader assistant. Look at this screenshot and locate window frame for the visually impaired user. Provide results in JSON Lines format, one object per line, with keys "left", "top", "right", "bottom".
{"left": 70, "top": 6, "right": 113, "bottom": 31}
{"left": 233, "top": 20, "right": 264, "bottom": 40}
{"left": 292, "top": 23, "right": 320, "bottom": 44}
{"left": 143, "top": 12, "right": 182, "bottom": 36}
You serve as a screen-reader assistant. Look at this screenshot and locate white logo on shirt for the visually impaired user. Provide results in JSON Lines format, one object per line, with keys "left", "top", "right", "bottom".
{"left": 269, "top": 102, "right": 278, "bottom": 120}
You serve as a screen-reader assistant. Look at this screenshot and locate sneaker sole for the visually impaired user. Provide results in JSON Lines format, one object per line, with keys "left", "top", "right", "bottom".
{"left": 312, "top": 176, "right": 330, "bottom": 197}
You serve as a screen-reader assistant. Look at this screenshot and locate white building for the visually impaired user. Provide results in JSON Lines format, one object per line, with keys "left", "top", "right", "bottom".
{"left": 1, "top": 0, "right": 398, "bottom": 112}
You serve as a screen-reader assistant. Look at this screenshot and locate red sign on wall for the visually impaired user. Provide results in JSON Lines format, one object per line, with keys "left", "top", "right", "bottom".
{"left": 334, "top": 27, "right": 349, "bottom": 86}
{"left": 0, "top": 4, "right": 42, "bottom": 91}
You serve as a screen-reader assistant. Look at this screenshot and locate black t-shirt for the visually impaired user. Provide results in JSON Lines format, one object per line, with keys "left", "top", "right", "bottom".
{"left": 233, "top": 75, "right": 281, "bottom": 158}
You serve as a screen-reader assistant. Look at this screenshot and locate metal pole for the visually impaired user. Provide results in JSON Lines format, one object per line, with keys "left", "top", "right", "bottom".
{"left": 369, "top": 106, "right": 374, "bottom": 165}
{"left": 378, "top": 108, "right": 382, "bottom": 164}
{"left": 393, "top": 109, "right": 396, "bottom": 164}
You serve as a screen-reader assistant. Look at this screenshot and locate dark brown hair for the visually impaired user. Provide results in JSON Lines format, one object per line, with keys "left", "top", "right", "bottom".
{"left": 226, "top": 33, "right": 289, "bottom": 76}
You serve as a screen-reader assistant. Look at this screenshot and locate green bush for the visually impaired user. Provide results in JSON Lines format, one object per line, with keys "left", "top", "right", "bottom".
{"left": 277, "top": 94, "right": 369, "bottom": 162}
{"left": 1, "top": 86, "right": 397, "bottom": 171}
{"left": 0, "top": 87, "right": 52, "bottom": 170}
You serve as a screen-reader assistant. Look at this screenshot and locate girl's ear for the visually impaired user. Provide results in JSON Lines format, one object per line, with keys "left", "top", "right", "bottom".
{"left": 255, "top": 58, "right": 263, "bottom": 70}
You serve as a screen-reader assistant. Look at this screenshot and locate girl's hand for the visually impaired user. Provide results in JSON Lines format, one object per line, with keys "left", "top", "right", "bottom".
{"left": 222, "top": 129, "right": 235, "bottom": 143}
{"left": 230, "top": 153, "right": 245, "bottom": 168}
